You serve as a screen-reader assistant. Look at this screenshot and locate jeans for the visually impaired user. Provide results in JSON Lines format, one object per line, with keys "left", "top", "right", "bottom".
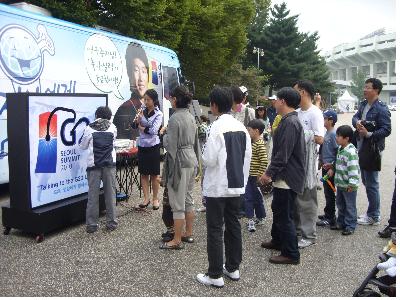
{"left": 336, "top": 188, "right": 357, "bottom": 231}
{"left": 271, "top": 188, "right": 300, "bottom": 261}
{"left": 322, "top": 168, "right": 336, "bottom": 222}
{"left": 86, "top": 167, "right": 117, "bottom": 229}
{"left": 244, "top": 176, "right": 266, "bottom": 219}
{"left": 205, "top": 196, "right": 242, "bottom": 278}
{"left": 361, "top": 169, "right": 380, "bottom": 220}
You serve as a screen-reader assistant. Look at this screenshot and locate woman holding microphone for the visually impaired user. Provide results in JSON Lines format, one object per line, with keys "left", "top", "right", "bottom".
{"left": 133, "top": 89, "right": 163, "bottom": 209}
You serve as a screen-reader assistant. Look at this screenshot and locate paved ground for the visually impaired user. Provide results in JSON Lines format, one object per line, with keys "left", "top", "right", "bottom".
{"left": 0, "top": 112, "right": 396, "bottom": 297}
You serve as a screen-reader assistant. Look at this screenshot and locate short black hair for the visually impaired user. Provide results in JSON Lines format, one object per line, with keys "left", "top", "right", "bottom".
{"left": 144, "top": 89, "right": 159, "bottom": 107}
{"left": 231, "top": 86, "right": 244, "bottom": 104}
{"left": 336, "top": 125, "right": 354, "bottom": 140}
{"left": 294, "top": 80, "right": 315, "bottom": 98}
{"left": 365, "top": 78, "right": 383, "bottom": 94}
{"left": 276, "top": 87, "right": 301, "bottom": 109}
{"left": 95, "top": 106, "right": 112, "bottom": 120}
{"left": 209, "top": 86, "right": 233, "bottom": 113}
{"left": 247, "top": 119, "right": 265, "bottom": 134}
{"left": 170, "top": 85, "right": 193, "bottom": 108}
{"left": 200, "top": 115, "right": 209, "bottom": 122}
{"left": 125, "top": 43, "right": 148, "bottom": 92}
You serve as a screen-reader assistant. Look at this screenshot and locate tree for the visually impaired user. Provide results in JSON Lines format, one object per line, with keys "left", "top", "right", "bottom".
{"left": 351, "top": 70, "right": 367, "bottom": 105}
{"left": 218, "top": 64, "right": 267, "bottom": 106}
{"left": 253, "top": 2, "right": 333, "bottom": 96}
{"left": 244, "top": 0, "right": 272, "bottom": 68}
{"left": 177, "top": 0, "right": 254, "bottom": 98}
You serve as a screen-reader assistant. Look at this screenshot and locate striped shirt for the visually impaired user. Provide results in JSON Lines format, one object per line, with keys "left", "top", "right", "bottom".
{"left": 334, "top": 143, "right": 360, "bottom": 190}
{"left": 249, "top": 138, "right": 268, "bottom": 177}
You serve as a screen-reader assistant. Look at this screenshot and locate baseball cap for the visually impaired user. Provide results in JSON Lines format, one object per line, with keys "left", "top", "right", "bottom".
{"left": 323, "top": 110, "right": 337, "bottom": 123}
{"left": 268, "top": 95, "right": 277, "bottom": 100}
{"left": 239, "top": 86, "right": 248, "bottom": 97}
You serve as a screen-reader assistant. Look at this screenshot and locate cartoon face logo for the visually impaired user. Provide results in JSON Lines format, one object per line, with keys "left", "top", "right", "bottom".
{"left": 0, "top": 24, "right": 54, "bottom": 84}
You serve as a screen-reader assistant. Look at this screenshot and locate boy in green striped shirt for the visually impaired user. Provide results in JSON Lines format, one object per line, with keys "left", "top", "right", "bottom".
{"left": 328, "top": 125, "right": 360, "bottom": 235}
{"left": 244, "top": 119, "right": 269, "bottom": 232}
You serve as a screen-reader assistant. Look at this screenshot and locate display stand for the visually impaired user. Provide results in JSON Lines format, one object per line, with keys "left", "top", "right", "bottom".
{"left": 2, "top": 93, "right": 108, "bottom": 242}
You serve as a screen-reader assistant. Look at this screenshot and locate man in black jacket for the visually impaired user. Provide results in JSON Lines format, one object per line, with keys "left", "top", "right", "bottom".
{"left": 259, "top": 87, "right": 306, "bottom": 265}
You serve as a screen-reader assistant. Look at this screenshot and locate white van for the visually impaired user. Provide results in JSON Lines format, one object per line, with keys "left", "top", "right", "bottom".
{"left": 0, "top": 3, "right": 183, "bottom": 184}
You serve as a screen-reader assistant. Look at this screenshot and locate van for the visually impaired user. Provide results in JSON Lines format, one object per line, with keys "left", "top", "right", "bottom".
{"left": 0, "top": 3, "right": 183, "bottom": 184}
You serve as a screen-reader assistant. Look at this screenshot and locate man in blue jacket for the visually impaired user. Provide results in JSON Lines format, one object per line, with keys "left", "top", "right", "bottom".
{"left": 352, "top": 78, "right": 391, "bottom": 226}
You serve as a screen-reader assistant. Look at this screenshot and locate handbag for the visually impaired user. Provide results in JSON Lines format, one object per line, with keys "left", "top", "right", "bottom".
{"left": 358, "top": 137, "right": 381, "bottom": 171}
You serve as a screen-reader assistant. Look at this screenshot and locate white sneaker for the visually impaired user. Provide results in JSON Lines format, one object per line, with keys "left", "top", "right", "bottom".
{"left": 196, "top": 273, "right": 224, "bottom": 288}
{"left": 357, "top": 216, "right": 381, "bottom": 226}
{"left": 247, "top": 219, "right": 256, "bottom": 232}
{"left": 357, "top": 213, "right": 367, "bottom": 220}
{"left": 298, "top": 238, "right": 315, "bottom": 249}
{"left": 223, "top": 264, "right": 240, "bottom": 281}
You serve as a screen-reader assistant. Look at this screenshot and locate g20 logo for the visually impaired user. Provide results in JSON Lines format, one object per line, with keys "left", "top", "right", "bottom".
{"left": 35, "top": 107, "right": 89, "bottom": 173}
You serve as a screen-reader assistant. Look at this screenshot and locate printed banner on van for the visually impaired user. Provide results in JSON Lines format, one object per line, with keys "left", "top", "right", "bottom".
{"left": 28, "top": 95, "right": 107, "bottom": 208}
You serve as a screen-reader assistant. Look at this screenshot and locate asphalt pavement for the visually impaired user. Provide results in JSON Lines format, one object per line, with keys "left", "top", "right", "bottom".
{"left": 0, "top": 112, "right": 396, "bottom": 297}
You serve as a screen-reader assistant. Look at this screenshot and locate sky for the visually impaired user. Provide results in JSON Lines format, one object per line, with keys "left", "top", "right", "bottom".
{"left": 270, "top": 0, "right": 396, "bottom": 54}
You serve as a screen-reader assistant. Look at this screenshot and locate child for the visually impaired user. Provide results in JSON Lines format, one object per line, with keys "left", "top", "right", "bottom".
{"left": 329, "top": 125, "right": 360, "bottom": 235}
{"left": 317, "top": 110, "right": 339, "bottom": 229}
{"left": 198, "top": 115, "right": 209, "bottom": 151}
{"left": 245, "top": 119, "right": 268, "bottom": 232}
{"left": 79, "top": 106, "right": 118, "bottom": 233}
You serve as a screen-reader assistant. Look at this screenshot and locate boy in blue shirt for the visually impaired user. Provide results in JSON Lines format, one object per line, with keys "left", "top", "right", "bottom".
{"left": 317, "top": 110, "right": 339, "bottom": 229}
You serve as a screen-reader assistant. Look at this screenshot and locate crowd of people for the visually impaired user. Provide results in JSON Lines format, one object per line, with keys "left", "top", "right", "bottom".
{"left": 78, "top": 77, "right": 394, "bottom": 289}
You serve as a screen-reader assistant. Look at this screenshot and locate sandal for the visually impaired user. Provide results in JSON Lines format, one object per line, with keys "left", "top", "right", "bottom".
{"left": 152, "top": 199, "right": 160, "bottom": 210}
{"left": 181, "top": 236, "right": 194, "bottom": 243}
{"left": 159, "top": 242, "right": 185, "bottom": 250}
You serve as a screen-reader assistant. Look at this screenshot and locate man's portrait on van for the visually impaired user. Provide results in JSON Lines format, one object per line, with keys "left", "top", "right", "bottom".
{"left": 113, "top": 43, "right": 149, "bottom": 139}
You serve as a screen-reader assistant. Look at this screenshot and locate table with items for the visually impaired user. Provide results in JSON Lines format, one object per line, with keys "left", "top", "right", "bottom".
{"left": 115, "top": 141, "right": 141, "bottom": 202}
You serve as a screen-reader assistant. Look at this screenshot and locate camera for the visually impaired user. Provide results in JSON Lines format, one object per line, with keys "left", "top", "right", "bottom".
{"left": 361, "top": 120, "right": 376, "bottom": 132}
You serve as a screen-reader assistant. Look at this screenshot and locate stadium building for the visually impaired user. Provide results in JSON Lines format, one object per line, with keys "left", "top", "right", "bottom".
{"left": 324, "top": 29, "right": 396, "bottom": 105}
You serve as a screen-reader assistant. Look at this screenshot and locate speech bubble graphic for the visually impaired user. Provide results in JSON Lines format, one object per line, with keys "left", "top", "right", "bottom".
{"left": 84, "top": 34, "right": 123, "bottom": 99}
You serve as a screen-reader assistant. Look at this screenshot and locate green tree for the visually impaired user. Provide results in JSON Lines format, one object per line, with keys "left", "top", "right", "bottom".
{"left": 218, "top": 64, "right": 267, "bottom": 106}
{"left": 178, "top": 0, "right": 254, "bottom": 98}
{"left": 29, "top": 0, "right": 98, "bottom": 25}
{"left": 254, "top": 2, "right": 333, "bottom": 96}
{"left": 351, "top": 70, "right": 367, "bottom": 105}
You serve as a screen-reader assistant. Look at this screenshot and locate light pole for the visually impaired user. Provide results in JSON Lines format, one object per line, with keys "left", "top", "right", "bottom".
{"left": 253, "top": 46, "right": 264, "bottom": 69}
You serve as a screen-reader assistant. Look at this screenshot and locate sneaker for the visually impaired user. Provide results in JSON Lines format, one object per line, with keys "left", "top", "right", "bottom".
{"left": 329, "top": 220, "right": 338, "bottom": 230}
{"left": 318, "top": 214, "right": 326, "bottom": 220}
{"left": 197, "top": 207, "right": 206, "bottom": 212}
{"left": 223, "top": 264, "right": 240, "bottom": 281}
{"left": 316, "top": 219, "right": 330, "bottom": 226}
{"left": 106, "top": 224, "right": 117, "bottom": 231}
{"left": 298, "top": 238, "right": 315, "bottom": 249}
{"left": 342, "top": 229, "right": 354, "bottom": 235}
{"left": 86, "top": 225, "right": 98, "bottom": 234}
{"left": 255, "top": 218, "right": 266, "bottom": 226}
{"left": 357, "top": 213, "right": 368, "bottom": 219}
{"left": 247, "top": 219, "right": 256, "bottom": 232}
{"left": 357, "top": 216, "right": 380, "bottom": 226}
{"left": 378, "top": 225, "right": 396, "bottom": 238}
{"left": 196, "top": 273, "right": 224, "bottom": 288}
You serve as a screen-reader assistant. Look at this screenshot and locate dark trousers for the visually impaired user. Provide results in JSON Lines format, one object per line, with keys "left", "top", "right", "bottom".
{"left": 206, "top": 196, "right": 242, "bottom": 278}
{"left": 322, "top": 168, "right": 336, "bottom": 222}
{"left": 162, "top": 188, "right": 174, "bottom": 228}
{"left": 388, "top": 186, "right": 396, "bottom": 227}
{"left": 271, "top": 188, "right": 300, "bottom": 261}
{"left": 244, "top": 176, "right": 266, "bottom": 219}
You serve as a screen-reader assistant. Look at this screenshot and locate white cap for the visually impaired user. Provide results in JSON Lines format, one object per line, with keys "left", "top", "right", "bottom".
{"left": 268, "top": 95, "right": 277, "bottom": 100}
{"left": 239, "top": 86, "right": 248, "bottom": 96}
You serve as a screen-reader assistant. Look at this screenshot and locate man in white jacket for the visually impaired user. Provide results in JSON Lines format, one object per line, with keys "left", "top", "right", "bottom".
{"left": 196, "top": 86, "right": 252, "bottom": 288}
